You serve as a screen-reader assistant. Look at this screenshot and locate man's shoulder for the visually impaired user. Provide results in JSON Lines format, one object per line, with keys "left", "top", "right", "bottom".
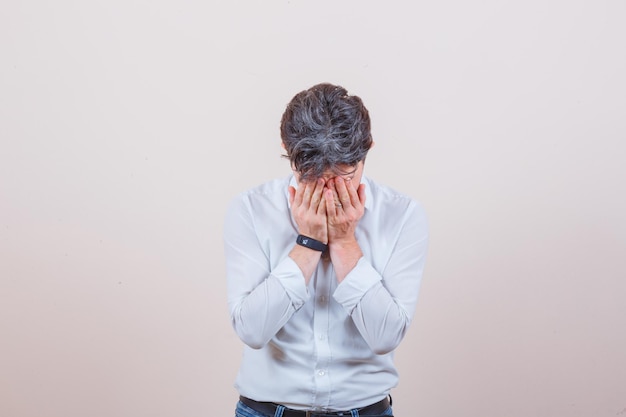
{"left": 365, "top": 177, "right": 421, "bottom": 209}
{"left": 364, "top": 177, "right": 428, "bottom": 231}
{"left": 244, "top": 176, "right": 289, "bottom": 194}
{"left": 230, "top": 176, "right": 290, "bottom": 207}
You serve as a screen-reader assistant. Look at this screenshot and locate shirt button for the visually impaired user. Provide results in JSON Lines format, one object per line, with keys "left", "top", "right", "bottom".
{"left": 318, "top": 334, "right": 326, "bottom": 340}
{"left": 317, "top": 370, "right": 325, "bottom": 376}
{"left": 319, "top": 296, "right": 326, "bottom": 304}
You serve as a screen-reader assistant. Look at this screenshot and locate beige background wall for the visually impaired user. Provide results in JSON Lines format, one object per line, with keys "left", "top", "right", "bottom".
{"left": 1, "top": 1, "right": 625, "bottom": 416}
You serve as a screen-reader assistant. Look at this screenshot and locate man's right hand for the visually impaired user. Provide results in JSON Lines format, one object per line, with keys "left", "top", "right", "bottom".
{"left": 288, "top": 178, "right": 328, "bottom": 244}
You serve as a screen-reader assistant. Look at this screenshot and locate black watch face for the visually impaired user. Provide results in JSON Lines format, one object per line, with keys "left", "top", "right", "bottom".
{"left": 297, "top": 235, "right": 325, "bottom": 251}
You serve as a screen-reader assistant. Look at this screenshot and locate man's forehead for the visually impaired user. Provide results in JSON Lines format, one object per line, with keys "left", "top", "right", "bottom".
{"left": 292, "top": 160, "right": 364, "bottom": 183}
{"left": 323, "top": 164, "right": 358, "bottom": 176}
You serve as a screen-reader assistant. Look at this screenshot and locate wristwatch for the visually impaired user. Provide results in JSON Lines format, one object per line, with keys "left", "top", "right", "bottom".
{"left": 296, "top": 234, "right": 328, "bottom": 252}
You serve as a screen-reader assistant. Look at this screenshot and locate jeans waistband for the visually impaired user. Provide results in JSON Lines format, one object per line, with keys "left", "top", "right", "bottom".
{"left": 239, "top": 396, "right": 390, "bottom": 417}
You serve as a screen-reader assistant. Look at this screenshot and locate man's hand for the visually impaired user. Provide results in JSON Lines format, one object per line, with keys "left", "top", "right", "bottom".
{"left": 325, "top": 177, "right": 366, "bottom": 244}
{"left": 324, "top": 177, "right": 366, "bottom": 282}
{"left": 288, "top": 178, "right": 328, "bottom": 284}
{"left": 288, "top": 178, "right": 328, "bottom": 244}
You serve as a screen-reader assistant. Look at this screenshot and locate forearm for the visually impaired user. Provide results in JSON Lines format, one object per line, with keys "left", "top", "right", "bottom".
{"left": 230, "top": 273, "right": 298, "bottom": 349}
{"left": 334, "top": 239, "right": 426, "bottom": 354}
{"left": 289, "top": 244, "right": 323, "bottom": 285}
{"left": 345, "top": 282, "right": 412, "bottom": 354}
{"left": 328, "top": 238, "right": 363, "bottom": 282}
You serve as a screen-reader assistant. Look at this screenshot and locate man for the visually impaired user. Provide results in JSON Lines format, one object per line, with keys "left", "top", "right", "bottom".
{"left": 224, "top": 83, "right": 428, "bottom": 417}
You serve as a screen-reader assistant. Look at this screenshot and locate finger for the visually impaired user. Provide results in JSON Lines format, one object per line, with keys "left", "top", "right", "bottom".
{"left": 292, "top": 183, "right": 304, "bottom": 207}
{"left": 335, "top": 177, "right": 352, "bottom": 207}
{"left": 310, "top": 178, "right": 325, "bottom": 209}
{"left": 324, "top": 188, "right": 337, "bottom": 215}
{"left": 317, "top": 192, "right": 328, "bottom": 215}
{"left": 344, "top": 178, "right": 362, "bottom": 208}
{"left": 331, "top": 184, "right": 341, "bottom": 207}
{"left": 357, "top": 183, "right": 366, "bottom": 206}
{"left": 288, "top": 186, "right": 296, "bottom": 206}
{"left": 327, "top": 179, "right": 343, "bottom": 210}
{"left": 301, "top": 180, "right": 316, "bottom": 207}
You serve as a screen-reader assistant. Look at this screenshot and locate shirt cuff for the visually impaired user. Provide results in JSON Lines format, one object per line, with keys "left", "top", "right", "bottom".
{"left": 270, "top": 256, "right": 310, "bottom": 310}
{"left": 333, "top": 257, "right": 382, "bottom": 313}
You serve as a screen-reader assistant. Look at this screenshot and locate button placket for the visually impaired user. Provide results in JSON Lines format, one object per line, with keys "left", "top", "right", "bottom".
{"left": 312, "top": 259, "right": 332, "bottom": 406}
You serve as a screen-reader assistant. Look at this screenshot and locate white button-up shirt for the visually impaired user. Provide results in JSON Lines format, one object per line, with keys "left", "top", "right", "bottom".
{"left": 224, "top": 174, "right": 428, "bottom": 411}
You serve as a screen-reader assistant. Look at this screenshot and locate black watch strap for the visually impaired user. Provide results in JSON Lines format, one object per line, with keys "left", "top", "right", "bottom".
{"left": 296, "top": 234, "right": 328, "bottom": 252}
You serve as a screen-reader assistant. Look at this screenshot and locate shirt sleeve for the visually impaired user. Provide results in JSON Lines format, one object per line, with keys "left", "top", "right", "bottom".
{"left": 224, "top": 193, "right": 309, "bottom": 349}
{"left": 332, "top": 200, "right": 429, "bottom": 354}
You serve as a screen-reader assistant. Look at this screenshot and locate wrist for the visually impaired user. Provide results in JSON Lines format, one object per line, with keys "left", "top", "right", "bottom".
{"left": 328, "top": 235, "right": 358, "bottom": 248}
{"left": 328, "top": 238, "right": 362, "bottom": 256}
{"left": 328, "top": 238, "right": 362, "bottom": 283}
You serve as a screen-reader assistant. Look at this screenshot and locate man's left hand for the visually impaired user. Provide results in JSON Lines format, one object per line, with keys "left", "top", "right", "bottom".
{"left": 324, "top": 177, "right": 366, "bottom": 244}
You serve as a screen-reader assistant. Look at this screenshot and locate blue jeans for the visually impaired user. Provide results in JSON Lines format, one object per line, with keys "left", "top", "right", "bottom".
{"left": 235, "top": 400, "right": 394, "bottom": 417}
